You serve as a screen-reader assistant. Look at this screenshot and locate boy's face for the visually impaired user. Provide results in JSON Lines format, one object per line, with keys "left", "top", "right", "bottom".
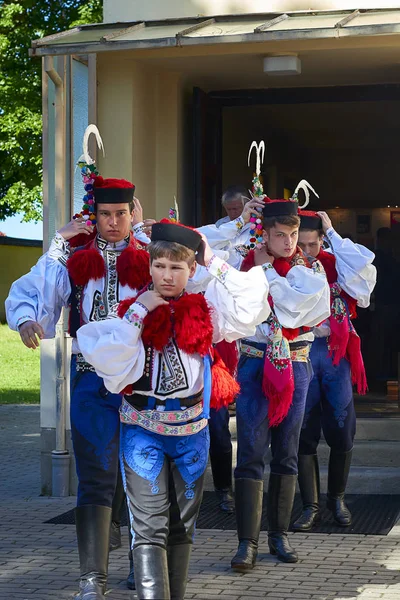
{"left": 150, "top": 256, "right": 197, "bottom": 298}
{"left": 95, "top": 203, "right": 132, "bottom": 243}
{"left": 298, "top": 230, "right": 323, "bottom": 258}
{"left": 263, "top": 223, "right": 299, "bottom": 259}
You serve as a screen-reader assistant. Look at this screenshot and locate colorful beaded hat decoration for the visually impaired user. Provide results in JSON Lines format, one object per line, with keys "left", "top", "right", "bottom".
{"left": 73, "top": 124, "right": 105, "bottom": 227}
{"left": 247, "top": 140, "right": 266, "bottom": 249}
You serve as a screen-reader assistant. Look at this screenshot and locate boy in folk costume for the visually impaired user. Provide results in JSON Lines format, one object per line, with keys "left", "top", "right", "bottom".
{"left": 293, "top": 210, "right": 376, "bottom": 531}
{"left": 227, "top": 143, "right": 330, "bottom": 569}
{"left": 5, "top": 126, "right": 150, "bottom": 599}
{"left": 77, "top": 220, "right": 271, "bottom": 600}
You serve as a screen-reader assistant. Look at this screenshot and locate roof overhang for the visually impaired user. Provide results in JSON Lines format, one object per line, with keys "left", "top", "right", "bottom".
{"left": 30, "top": 8, "right": 400, "bottom": 57}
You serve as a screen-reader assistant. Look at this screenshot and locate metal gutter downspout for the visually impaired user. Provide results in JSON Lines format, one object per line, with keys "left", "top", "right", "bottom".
{"left": 44, "top": 55, "right": 70, "bottom": 497}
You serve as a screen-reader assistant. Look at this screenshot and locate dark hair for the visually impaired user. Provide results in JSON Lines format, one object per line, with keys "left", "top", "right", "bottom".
{"left": 221, "top": 185, "right": 248, "bottom": 206}
{"left": 263, "top": 214, "right": 300, "bottom": 230}
{"left": 147, "top": 240, "right": 196, "bottom": 266}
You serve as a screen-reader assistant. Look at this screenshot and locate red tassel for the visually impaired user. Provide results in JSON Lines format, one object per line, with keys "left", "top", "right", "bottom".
{"left": 347, "top": 331, "right": 368, "bottom": 395}
{"left": 174, "top": 294, "right": 213, "bottom": 357}
{"left": 67, "top": 248, "right": 106, "bottom": 286}
{"left": 215, "top": 340, "right": 239, "bottom": 377}
{"left": 240, "top": 250, "right": 255, "bottom": 272}
{"left": 263, "top": 377, "right": 295, "bottom": 428}
{"left": 210, "top": 351, "right": 240, "bottom": 410}
{"left": 117, "top": 245, "right": 151, "bottom": 290}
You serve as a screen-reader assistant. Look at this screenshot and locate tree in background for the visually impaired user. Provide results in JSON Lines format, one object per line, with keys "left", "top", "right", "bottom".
{"left": 0, "top": 1, "right": 102, "bottom": 222}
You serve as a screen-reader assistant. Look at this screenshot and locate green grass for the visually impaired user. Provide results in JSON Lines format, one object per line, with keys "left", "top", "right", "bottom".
{"left": 0, "top": 323, "right": 40, "bottom": 404}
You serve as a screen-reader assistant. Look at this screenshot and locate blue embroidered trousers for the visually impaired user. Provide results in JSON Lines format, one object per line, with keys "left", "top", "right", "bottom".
{"left": 235, "top": 347, "right": 313, "bottom": 480}
{"left": 120, "top": 420, "right": 210, "bottom": 550}
{"left": 70, "top": 355, "right": 122, "bottom": 507}
{"left": 299, "top": 337, "right": 356, "bottom": 455}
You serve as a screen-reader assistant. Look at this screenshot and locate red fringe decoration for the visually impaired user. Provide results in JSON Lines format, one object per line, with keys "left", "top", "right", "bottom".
{"left": 210, "top": 349, "right": 240, "bottom": 410}
{"left": 262, "top": 365, "right": 295, "bottom": 428}
{"left": 67, "top": 248, "right": 106, "bottom": 286}
{"left": 173, "top": 294, "right": 213, "bottom": 357}
{"left": 142, "top": 305, "right": 172, "bottom": 351}
{"left": 69, "top": 229, "right": 97, "bottom": 248}
{"left": 117, "top": 245, "right": 151, "bottom": 290}
{"left": 347, "top": 331, "right": 368, "bottom": 395}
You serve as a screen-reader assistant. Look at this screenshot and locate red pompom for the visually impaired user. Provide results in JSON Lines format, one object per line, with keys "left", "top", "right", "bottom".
{"left": 173, "top": 294, "right": 213, "bottom": 356}
{"left": 210, "top": 350, "right": 240, "bottom": 410}
{"left": 67, "top": 248, "right": 106, "bottom": 286}
{"left": 117, "top": 245, "right": 151, "bottom": 290}
{"left": 240, "top": 250, "right": 255, "bottom": 272}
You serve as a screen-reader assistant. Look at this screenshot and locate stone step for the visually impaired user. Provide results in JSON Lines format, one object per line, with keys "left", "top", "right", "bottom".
{"left": 228, "top": 415, "right": 400, "bottom": 441}
{"left": 204, "top": 464, "right": 400, "bottom": 495}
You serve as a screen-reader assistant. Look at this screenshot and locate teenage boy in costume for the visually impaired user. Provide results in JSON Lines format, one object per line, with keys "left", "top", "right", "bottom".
{"left": 293, "top": 210, "right": 376, "bottom": 531}
{"left": 6, "top": 135, "right": 151, "bottom": 597}
{"left": 229, "top": 190, "right": 331, "bottom": 570}
{"left": 77, "top": 220, "right": 272, "bottom": 600}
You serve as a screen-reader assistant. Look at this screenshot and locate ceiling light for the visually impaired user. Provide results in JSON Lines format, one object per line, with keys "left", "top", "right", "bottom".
{"left": 263, "top": 55, "right": 301, "bottom": 76}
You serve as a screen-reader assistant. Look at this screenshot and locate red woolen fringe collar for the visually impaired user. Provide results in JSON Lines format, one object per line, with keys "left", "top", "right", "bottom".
{"left": 67, "top": 234, "right": 151, "bottom": 290}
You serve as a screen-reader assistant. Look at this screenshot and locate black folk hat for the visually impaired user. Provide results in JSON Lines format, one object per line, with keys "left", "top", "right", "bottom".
{"left": 151, "top": 220, "right": 202, "bottom": 252}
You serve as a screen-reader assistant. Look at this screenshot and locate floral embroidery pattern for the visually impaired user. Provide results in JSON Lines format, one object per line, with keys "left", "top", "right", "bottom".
{"left": 214, "top": 261, "right": 230, "bottom": 285}
{"left": 120, "top": 401, "right": 208, "bottom": 436}
{"left": 234, "top": 216, "right": 245, "bottom": 232}
{"left": 124, "top": 306, "right": 145, "bottom": 329}
{"left": 121, "top": 398, "right": 203, "bottom": 424}
{"left": 185, "top": 483, "right": 195, "bottom": 500}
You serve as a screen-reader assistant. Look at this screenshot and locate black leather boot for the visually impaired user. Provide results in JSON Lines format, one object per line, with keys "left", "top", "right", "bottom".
{"left": 231, "top": 478, "right": 263, "bottom": 572}
{"left": 74, "top": 504, "right": 111, "bottom": 600}
{"left": 268, "top": 473, "right": 298, "bottom": 563}
{"left": 110, "top": 469, "right": 125, "bottom": 551}
{"left": 327, "top": 449, "right": 353, "bottom": 527}
{"left": 292, "top": 455, "right": 321, "bottom": 532}
{"left": 133, "top": 544, "right": 170, "bottom": 599}
{"left": 210, "top": 449, "right": 234, "bottom": 513}
{"left": 168, "top": 544, "right": 192, "bottom": 600}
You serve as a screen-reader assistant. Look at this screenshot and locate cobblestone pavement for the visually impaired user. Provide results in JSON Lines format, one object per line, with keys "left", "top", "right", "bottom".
{"left": 0, "top": 405, "right": 399, "bottom": 600}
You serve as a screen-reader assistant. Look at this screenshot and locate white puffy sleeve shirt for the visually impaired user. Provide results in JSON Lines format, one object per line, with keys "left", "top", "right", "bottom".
{"left": 325, "top": 228, "right": 377, "bottom": 308}
{"left": 246, "top": 262, "right": 331, "bottom": 343}
{"left": 77, "top": 256, "right": 271, "bottom": 395}
{"left": 5, "top": 232, "right": 71, "bottom": 336}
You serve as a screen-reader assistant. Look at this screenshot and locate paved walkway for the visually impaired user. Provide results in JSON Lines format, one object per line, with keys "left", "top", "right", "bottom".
{"left": 0, "top": 405, "right": 399, "bottom": 600}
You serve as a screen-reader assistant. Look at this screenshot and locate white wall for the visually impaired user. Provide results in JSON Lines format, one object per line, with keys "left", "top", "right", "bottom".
{"left": 104, "top": 0, "right": 400, "bottom": 23}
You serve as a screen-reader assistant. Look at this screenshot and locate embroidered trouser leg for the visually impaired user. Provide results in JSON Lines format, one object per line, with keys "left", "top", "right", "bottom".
{"left": 235, "top": 355, "right": 312, "bottom": 480}
{"left": 120, "top": 424, "right": 209, "bottom": 549}
{"left": 299, "top": 338, "right": 356, "bottom": 455}
{"left": 70, "top": 356, "right": 122, "bottom": 507}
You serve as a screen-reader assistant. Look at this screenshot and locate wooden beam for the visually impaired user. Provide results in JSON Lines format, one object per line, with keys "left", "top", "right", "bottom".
{"left": 254, "top": 14, "right": 289, "bottom": 32}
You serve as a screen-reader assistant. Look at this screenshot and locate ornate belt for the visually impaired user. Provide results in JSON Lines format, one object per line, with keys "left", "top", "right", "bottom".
{"left": 75, "top": 353, "right": 96, "bottom": 373}
{"left": 240, "top": 341, "right": 310, "bottom": 363}
{"left": 119, "top": 398, "right": 208, "bottom": 436}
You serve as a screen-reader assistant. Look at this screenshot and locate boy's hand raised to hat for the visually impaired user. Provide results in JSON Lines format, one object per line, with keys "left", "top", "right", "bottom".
{"left": 316, "top": 211, "right": 332, "bottom": 234}
{"left": 58, "top": 218, "right": 94, "bottom": 241}
{"left": 196, "top": 233, "right": 214, "bottom": 267}
{"left": 241, "top": 197, "right": 265, "bottom": 224}
{"left": 131, "top": 197, "right": 145, "bottom": 226}
{"left": 18, "top": 320, "right": 44, "bottom": 349}
{"left": 135, "top": 291, "right": 169, "bottom": 312}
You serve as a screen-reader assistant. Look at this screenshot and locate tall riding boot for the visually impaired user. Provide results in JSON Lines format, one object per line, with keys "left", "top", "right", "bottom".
{"left": 268, "top": 473, "right": 298, "bottom": 563}
{"left": 74, "top": 504, "right": 111, "bottom": 600}
{"left": 133, "top": 544, "right": 170, "bottom": 600}
{"left": 327, "top": 449, "right": 353, "bottom": 527}
{"left": 110, "top": 469, "right": 125, "bottom": 551}
{"left": 292, "top": 455, "right": 321, "bottom": 531}
{"left": 168, "top": 544, "right": 192, "bottom": 600}
{"left": 210, "top": 449, "right": 234, "bottom": 513}
{"left": 231, "top": 478, "right": 263, "bottom": 571}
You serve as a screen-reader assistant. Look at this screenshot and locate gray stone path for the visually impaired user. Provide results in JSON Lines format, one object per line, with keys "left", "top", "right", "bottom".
{"left": 0, "top": 405, "right": 399, "bottom": 600}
